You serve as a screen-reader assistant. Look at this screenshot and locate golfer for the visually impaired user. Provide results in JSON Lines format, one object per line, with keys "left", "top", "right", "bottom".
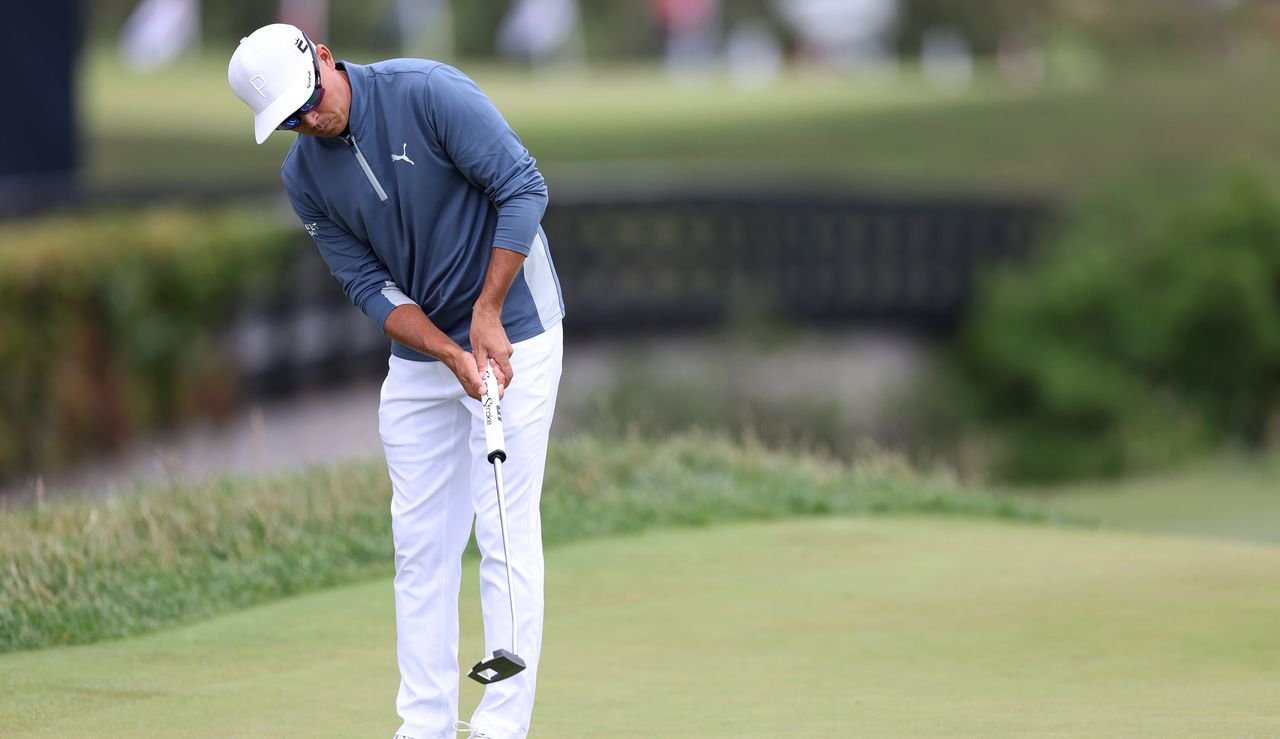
{"left": 229, "top": 24, "right": 564, "bottom": 739}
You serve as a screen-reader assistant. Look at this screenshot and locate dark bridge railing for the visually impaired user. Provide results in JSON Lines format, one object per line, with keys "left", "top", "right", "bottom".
{"left": 229, "top": 191, "right": 1051, "bottom": 396}
{"left": 543, "top": 192, "right": 1048, "bottom": 330}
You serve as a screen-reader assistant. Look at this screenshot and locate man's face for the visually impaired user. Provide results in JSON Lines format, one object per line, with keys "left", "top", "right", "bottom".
{"left": 291, "top": 44, "right": 349, "bottom": 138}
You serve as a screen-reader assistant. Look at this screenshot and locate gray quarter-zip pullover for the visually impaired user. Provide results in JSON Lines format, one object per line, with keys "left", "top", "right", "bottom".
{"left": 282, "top": 59, "right": 564, "bottom": 362}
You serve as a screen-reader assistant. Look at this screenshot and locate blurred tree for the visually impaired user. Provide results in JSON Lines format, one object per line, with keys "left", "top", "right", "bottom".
{"left": 946, "top": 165, "right": 1280, "bottom": 481}
{"left": 894, "top": 0, "right": 1032, "bottom": 56}
{"left": 453, "top": 3, "right": 509, "bottom": 57}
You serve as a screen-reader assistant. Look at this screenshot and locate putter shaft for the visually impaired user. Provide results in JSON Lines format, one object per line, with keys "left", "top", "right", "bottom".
{"left": 493, "top": 457, "right": 518, "bottom": 654}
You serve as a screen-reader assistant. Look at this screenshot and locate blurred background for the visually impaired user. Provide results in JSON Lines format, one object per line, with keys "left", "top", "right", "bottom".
{"left": 2, "top": 0, "right": 1279, "bottom": 517}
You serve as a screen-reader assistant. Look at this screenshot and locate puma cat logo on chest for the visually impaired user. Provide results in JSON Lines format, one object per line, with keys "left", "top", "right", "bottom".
{"left": 391, "top": 143, "right": 415, "bottom": 166}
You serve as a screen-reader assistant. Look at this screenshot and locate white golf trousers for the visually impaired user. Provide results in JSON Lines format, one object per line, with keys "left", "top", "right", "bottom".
{"left": 380, "top": 323, "right": 563, "bottom": 739}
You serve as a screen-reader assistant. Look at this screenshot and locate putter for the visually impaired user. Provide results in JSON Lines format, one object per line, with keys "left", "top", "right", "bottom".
{"left": 468, "top": 365, "right": 527, "bottom": 685}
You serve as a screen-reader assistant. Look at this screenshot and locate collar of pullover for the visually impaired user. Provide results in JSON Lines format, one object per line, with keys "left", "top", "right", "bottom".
{"left": 320, "top": 60, "right": 369, "bottom": 146}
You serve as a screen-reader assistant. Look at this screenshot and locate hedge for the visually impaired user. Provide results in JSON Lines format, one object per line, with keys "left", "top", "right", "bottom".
{"left": 944, "top": 165, "right": 1280, "bottom": 481}
{"left": 0, "top": 207, "right": 298, "bottom": 481}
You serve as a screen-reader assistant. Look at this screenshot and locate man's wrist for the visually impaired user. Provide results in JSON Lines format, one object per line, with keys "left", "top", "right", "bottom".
{"left": 432, "top": 342, "right": 468, "bottom": 366}
{"left": 472, "top": 302, "right": 502, "bottom": 319}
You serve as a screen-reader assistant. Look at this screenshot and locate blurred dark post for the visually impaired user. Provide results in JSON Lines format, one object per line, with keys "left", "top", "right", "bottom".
{"left": 0, "top": 0, "right": 82, "bottom": 217}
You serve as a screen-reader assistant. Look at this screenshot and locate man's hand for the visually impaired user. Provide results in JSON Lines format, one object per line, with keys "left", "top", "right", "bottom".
{"left": 470, "top": 307, "right": 514, "bottom": 390}
{"left": 444, "top": 347, "right": 489, "bottom": 400}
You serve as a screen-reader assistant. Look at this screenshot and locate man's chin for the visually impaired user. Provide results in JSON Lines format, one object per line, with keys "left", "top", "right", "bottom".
{"left": 302, "top": 122, "right": 339, "bottom": 137}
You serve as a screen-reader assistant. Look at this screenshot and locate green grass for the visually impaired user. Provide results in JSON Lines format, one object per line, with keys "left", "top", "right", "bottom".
{"left": 3, "top": 516, "right": 1278, "bottom": 737}
{"left": 1015, "top": 454, "right": 1280, "bottom": 546}
{"left": 0, "top": 434, "right": 1058, "bottom": 654}
{"left": 85, "top": 49, "right": 1280, "bottom": 198}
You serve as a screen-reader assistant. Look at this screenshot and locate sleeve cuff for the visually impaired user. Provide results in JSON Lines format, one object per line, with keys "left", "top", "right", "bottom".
{"left": 368, "top": 296, "right": 400, "bottom": 332}
{"left": 491, "top": 237, "right": 532, "bottom": 256}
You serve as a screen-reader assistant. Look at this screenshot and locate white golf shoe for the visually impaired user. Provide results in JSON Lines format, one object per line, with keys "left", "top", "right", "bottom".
{"left": 454, "top": 719, "right": 494, "bottom": 738}
{"left": 391, "top": 719, "right": 497, "bottom": 739}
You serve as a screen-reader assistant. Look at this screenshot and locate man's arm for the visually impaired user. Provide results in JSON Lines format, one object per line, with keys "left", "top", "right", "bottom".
{"left": 286, "top": 187, "right": 404, "bottom": 330}
{"left": 423, "top": 65, "right": 547, "bottom": 391}
{"left": 470, "top": 247, "right": 526, "bottom": 388}
{"left": 423, "top": 65, "right": 548, "bottom": 256}
{"left": 287, "top": 186, "right": 488, "bottom": 399}
{"left": 384, "top": 304, "right": 488, "bottom": 399}
{"left": 385, "top": 246, "right": 523, "bottom": 400}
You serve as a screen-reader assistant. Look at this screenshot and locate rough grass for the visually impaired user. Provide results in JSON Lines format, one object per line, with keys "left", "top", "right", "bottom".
{"left": 0, "top": 434, "right": 1067, "bottom": 654}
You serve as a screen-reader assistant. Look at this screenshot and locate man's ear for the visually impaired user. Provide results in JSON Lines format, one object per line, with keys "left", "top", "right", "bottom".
{"left": 315, "top": 43, "right": 336, "bottom": 68}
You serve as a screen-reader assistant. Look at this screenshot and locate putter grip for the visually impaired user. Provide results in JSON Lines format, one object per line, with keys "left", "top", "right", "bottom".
{"left": 482, "top": 367, "right": 506, "bottom": 463}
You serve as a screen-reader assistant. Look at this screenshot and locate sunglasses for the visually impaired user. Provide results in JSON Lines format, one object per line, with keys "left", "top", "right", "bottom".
{"left": 277, "top": 38, "right": 325, "bottom": 131}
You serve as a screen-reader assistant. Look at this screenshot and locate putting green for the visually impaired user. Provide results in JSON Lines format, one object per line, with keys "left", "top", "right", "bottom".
{"left": 3, "top": 517, "right": 1279, "bottom": 737}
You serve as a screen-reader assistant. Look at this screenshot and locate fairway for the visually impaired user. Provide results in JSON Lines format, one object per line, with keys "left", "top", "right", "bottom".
{"left": 3, "top": 517, "right": 1279, "bottom": 737}
{"left": 1026, "top": 457, "right": 1280, "bottom": 546}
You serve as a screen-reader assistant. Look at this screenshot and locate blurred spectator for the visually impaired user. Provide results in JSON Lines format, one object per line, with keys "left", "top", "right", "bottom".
{"left": 727, "top": 20, "right": 784, "bottom": 88}
{"left": 497, "top": 0, "right": 584, "bottom": 68}
{"left": 395, "top": 0, "right": 454, "bottom": 60}
{"left": 997, "top": 30, "right": 1046, "bottom": 90}
{"left": 774, "top": 0, "right": 897, "bottom": 70}
{"left": 655, "top": 0, "right": 721, "bottom": 80}
{"left": 119, "top": 0, "right": 200, "bottom": 71}
{"left": 921, "top": 26, "right": 973, "bottom": 91}
{"left": 278, "top": 0, "right": 328, "bottom": 40}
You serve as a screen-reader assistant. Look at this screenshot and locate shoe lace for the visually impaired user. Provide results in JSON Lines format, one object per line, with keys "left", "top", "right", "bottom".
{"left": 453, "top": 720, "right": 493, "bottom": 738}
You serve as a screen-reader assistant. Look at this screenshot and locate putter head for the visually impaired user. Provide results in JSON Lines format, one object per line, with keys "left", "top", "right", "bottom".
{"left": 468, "top": 649, "right": 526, "bottom": 685}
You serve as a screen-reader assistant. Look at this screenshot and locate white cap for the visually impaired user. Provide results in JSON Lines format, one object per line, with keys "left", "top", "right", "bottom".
{"left": 228, "top": 24, "right": 318, "bottom": 144}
